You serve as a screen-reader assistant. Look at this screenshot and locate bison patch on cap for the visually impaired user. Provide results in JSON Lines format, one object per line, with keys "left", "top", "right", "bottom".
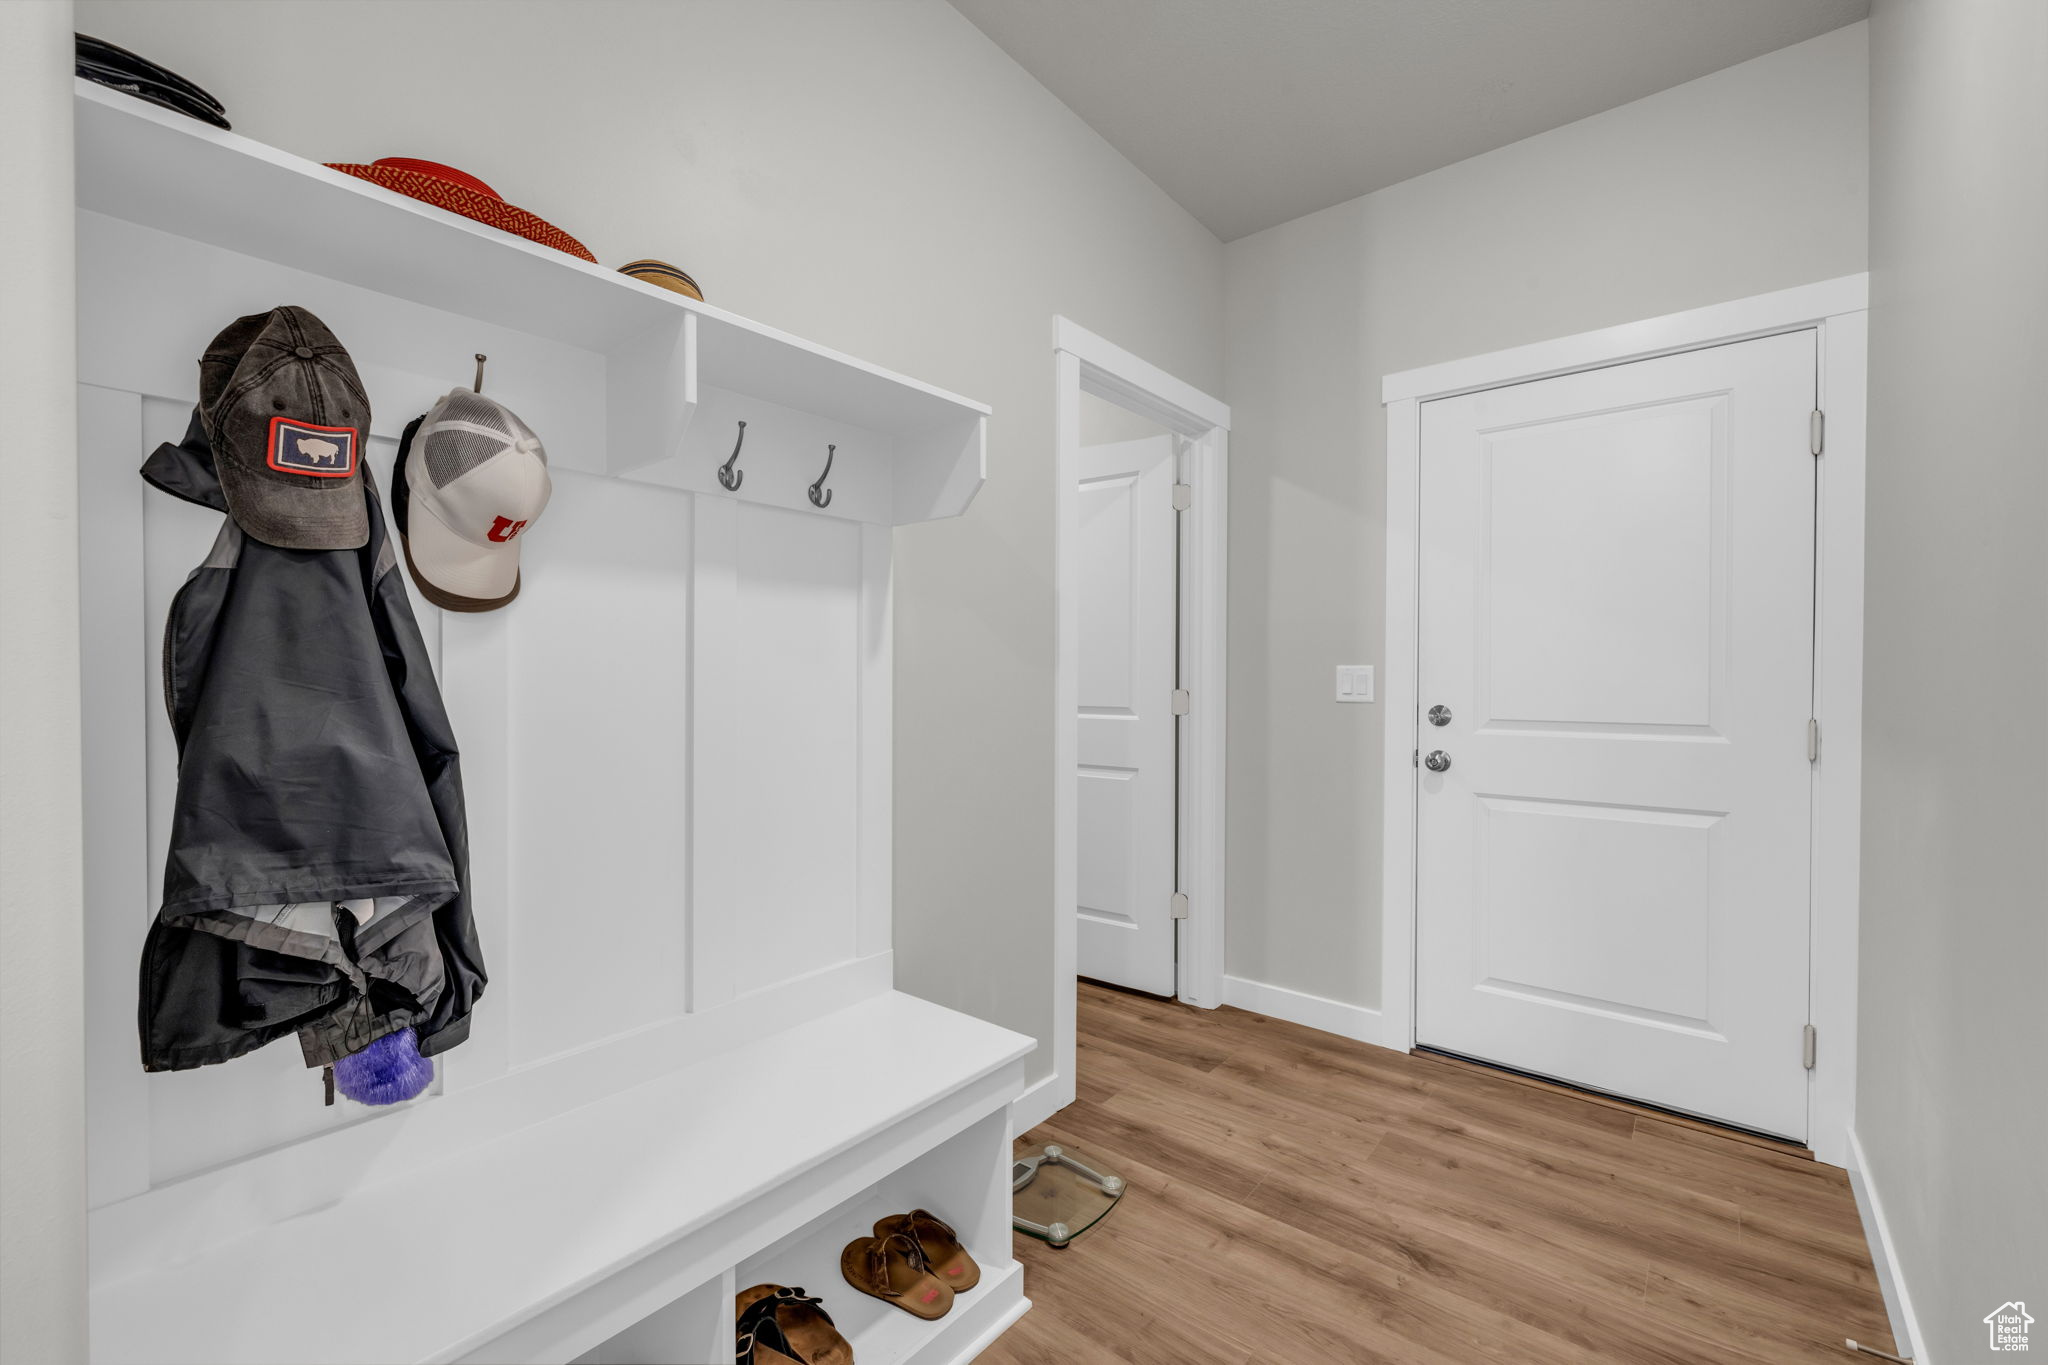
{"left": 266, "top": 417, "right": 358, "bottom": 478}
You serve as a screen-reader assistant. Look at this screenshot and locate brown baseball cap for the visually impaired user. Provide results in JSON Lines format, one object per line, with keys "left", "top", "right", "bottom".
{"left": 197, "top": 306, "right": 371, "bottom": 550}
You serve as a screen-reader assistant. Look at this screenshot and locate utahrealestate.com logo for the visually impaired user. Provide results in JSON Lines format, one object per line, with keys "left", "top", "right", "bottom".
{"left": 1984, "top": 1301, "right": 2034, "bottom": 1352}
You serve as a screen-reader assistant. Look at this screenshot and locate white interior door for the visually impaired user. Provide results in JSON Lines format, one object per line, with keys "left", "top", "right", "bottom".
{"left": 1415, "top": 330, "right": 1817, "bottom": 1139}
{"left": 1076, "top": 435, "right": 1177, "bottom": 995}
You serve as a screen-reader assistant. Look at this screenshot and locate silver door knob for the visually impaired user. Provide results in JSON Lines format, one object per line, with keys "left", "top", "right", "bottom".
{"left": 1427, "top": 705, "right": 1452, "bottom": 727}
{"left": 1423, "top": 750, "right": 1452, "bottom": 773}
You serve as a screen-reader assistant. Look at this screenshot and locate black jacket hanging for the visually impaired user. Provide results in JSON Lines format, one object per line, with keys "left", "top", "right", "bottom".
{"left": 138, "top": 411, "right": 486, "bottom": 1071}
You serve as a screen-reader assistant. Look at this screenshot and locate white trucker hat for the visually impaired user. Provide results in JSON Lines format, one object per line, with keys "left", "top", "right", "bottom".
{"left": 394, "top": 388, "right": 552, "bottom": 612}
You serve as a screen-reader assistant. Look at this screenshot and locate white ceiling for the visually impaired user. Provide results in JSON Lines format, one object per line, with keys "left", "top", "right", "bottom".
{"left": 949, "top": 0, "right": 1868, "bottom": 241}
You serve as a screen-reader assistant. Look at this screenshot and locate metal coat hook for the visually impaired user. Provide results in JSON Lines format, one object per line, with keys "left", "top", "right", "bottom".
{"left": 718, "top": 420, "right": 747, "bottom": 491}
{"left": 808, "top": 443, "right": 836, "bottom": 508}
{"left": 472, "top": 353, "right": 487, "bottom": 393}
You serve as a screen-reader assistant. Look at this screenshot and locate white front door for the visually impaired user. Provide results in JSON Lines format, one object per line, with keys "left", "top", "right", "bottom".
{"left": 1415, "top": 330, "right": 1817, "bottom": 1139}
{"left": 1076, "top": 435, "right": 1178, "bottom": 995}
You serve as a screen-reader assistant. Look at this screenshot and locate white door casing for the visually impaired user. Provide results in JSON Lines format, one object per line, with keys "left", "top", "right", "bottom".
{"left": 1048, "top": 316, "right": 1231, "bottom": 1137}
{"left": 1414, "top": 330, "right": 1817, "bottom": 1139}
{"left": 1075, "top": 435, "right": 1178, "bottom": 995}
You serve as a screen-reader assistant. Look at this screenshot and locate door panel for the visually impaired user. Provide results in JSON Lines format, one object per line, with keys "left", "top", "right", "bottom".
{"left": 1475, "top": 796, "right": 1718, "bottom": 1025}
{"left": 1416, "top": 331, "right": 1816, "bottom": 1139}
{"left": 1485, "top": 404, "right": 1717, "bottom": 726}
{"left": 1076, "top": 436, "right": 1177, "bottom": 995}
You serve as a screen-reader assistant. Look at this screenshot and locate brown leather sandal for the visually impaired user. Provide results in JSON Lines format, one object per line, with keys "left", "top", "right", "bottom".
{"left": 734, "top": 1285, "right": 853, "bottom": 1365}
{"left": 873, "top": 1209, "right": 981, "bottom": 1292}
{"left": 839, "top": 1229, "right": 954, "bottom": 1320}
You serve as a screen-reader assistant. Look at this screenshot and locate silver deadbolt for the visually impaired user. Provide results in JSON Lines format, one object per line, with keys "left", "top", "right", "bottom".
{"left": 1423, "top": 750, "right": 1452, "bottom": 773}
{"left": 1427, "top": 704, "right": 1452, "bottom": 727}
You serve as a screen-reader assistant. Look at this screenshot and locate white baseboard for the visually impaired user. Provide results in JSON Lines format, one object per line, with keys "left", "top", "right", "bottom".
{"left": 1221, "top": 975, "right": 1394, "bottom": 1050}
{"left": 1846, "top": 1126, "right": 1928, "bottom": 1362}
{"left": 1008, "top": 1072, "right": 1064, "bottom": 1137}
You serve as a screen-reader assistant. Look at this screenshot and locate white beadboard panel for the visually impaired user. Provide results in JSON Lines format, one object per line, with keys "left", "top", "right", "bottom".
{"left": 854, "top": 523, "right": 893, "bottom": 962}
{"left": 504, "top": 470, "right": 693, "bottom": 1069}
{"left": 435, "top": 624, "right": 517, "bottom": 1101}
{"left": 716, "top": 503, "right": 863, "bottom": 999}
{"left": 687, "top": 497, "right": 745, "bottom": 1015}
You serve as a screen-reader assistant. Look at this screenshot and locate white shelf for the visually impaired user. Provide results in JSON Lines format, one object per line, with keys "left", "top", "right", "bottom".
{"left": 73, "top": 81, "right": 987, "bottom": 526}
{"left": 89, "top": 993, "right": 1031, "bottom": 1365}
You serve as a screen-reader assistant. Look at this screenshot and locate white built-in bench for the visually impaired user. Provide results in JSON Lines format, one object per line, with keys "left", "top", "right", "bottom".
{"left": 92, "top": 993, "right": 1031, "bottom": 1364}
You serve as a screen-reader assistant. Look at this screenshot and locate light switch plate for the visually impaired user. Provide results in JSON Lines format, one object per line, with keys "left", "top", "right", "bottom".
{"left": 1336, "top": 665, "right": 1374, "bottom": 703}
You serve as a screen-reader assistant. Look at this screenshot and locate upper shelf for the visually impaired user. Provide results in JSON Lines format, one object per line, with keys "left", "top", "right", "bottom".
{"left": 73, "top": 82, "right": 987, "bottom": 525}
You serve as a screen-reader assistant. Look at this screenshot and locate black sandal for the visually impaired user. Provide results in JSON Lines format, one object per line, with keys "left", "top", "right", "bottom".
{"left": 735, "top": 1285, "right": 853, "bottom": 1365}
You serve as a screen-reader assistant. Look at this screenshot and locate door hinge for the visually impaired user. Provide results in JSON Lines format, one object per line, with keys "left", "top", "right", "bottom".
{"left": 1810, "top": 409, "right": 1825, "bottom": 456}
{"left": 1171, "top": 891, "right": 1190, "bottom": 920}
{"left": 1172, "top": 482, "right": 1192, "bottom": 511}
{"left": 1802, "top": 1023, "right": 1817, "bottom": 1070}
{"left": 1413, "top": 748, "right": 1420, "bottom": 768}
{"left": 1172, "top": 688, "right": 1191, "bottom": 716}
{"left": 1808, "top": 718, "right": 1822, "bottom": 763}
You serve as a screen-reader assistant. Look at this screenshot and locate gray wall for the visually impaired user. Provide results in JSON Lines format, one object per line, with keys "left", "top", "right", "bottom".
{"left": 1859, "top": 1, "right": 2048, "bottom": 1357}
{"left": 0, "top": 3, "right": 86, "bottom": 1361}
{"left": 76, "top": 0, "right": 1226, "bottom": 1093}
{"left": 1222, "top": 23, "right": 1870, "bottom": 1008}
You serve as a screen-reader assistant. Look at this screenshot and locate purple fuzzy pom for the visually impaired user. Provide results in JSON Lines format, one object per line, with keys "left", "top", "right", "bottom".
{"left": 333, "top": 1028, "right": 433, "bottom": 1105}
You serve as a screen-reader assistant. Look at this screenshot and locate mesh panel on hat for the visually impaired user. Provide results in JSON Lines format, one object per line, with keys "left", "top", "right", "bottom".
{"left": 421, "top": 425, "right": 507, "bottom": 489}
{"left": 505, "top": 409, "right": 544, "bottom": 459}
{"left": 417, "top": 391, "right": 547, "bottom": 489}
{"left": 436, "top": 389, "right": 511, "bottom": 434}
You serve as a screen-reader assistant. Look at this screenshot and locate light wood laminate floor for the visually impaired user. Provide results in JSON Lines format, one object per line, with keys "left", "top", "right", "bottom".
{"left": 981, "top": 983, "right": 1895, "bottom": 1365}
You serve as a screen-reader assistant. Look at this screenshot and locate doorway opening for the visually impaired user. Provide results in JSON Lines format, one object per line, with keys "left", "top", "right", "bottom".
{"left": 1036, "top": 318, "right": 1229, "bottom": 1134}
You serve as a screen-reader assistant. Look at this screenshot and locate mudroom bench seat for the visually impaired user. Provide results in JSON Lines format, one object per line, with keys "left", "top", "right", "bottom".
{"left": 90, "top": 992, "right": 1033, "bottom": 1365}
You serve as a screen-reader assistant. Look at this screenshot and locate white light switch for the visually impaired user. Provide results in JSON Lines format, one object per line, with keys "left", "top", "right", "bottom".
{"left": 1335, "top": 665, "right": 1375, "bottom": 703}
